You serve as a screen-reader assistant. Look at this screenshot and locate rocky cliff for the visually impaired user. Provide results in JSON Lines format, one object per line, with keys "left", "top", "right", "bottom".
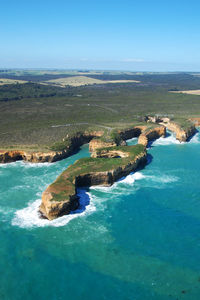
{"left": 89, "top": 139, "right": 116, "bottom": 153}
{"left": 117, "top": 126, "right": 146, "bottom": 140}
{"left": 138, "top": 126, "right": 166, "bottom": 147}
{"left": 161, "top": 121, "right": 196, "bottom": 142}
{"left": 144, "top": 116, "right": 196, "bottom": 143}
{"left": 0, "top": 131, "right": 103, "bottom": 164}
{"left": 39, "top": 144, "right": 147, "bottom": 220}
{"left": 89, "top": 126, "right": 146, "bottom": 155}
{"left": 0, "top": 150, "right": 73, "bottom": 163}
{"left": 189, "top": 118, "right": 200, "bottom": 126}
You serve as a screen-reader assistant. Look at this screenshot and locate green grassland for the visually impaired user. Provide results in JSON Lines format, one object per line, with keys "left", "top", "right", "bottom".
{"left": 51, "top": 144, "right": 146, "bottom": 201}
{"left": 0, "top": 71, "right": 200, "bottom": 151}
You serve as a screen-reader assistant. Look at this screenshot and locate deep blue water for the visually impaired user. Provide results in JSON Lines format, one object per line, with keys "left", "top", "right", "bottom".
{"left": 1, "top": 133, "right": 200, "bottom": 300}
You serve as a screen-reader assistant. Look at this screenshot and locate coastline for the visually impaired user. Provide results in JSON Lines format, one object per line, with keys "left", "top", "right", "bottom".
{"left": 0, "top": 117, "right": 198, "bottom": 221}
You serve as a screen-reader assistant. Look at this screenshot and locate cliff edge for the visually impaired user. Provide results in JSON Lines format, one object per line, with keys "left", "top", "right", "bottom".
{"left": 40, "top": 144, "right": 147, "bottom": 220}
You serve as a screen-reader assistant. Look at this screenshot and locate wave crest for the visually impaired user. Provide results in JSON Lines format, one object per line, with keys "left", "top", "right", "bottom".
{"left": 11, "top": 189, "right": 96, "bottom": 228}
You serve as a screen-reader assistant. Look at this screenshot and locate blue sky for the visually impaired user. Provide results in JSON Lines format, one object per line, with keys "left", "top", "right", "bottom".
{"left": 0, "top": 0, "right": 200, "bottom": 71}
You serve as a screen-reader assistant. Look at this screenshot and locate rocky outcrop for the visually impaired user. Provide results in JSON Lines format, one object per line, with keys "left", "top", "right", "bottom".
{"left": 40, "top": 188, "right": 79, "bottom": 221}
{"left": 89, "top": 139, "right": 116, "bottom": 153}
{"left": 89, "top": 126, "right": 146, "bottom": 155}
{"left": 143, "top": 116, "right": 196, "bottom": 143}
{"left": 93, "top": 149, "right": 129, "bottom": 158}
{"left": 161, "top": 121, "right": 196, "bottom": 142}
{"left": 0, "top": 149, "right": 72, "bottom": 163}
{"left": 0, "top": 151, "right": 25, "bottom": 163}
{"left": 189, "top": 118, "right": 200, "bottom": 126}
{"left": 138, "top": 126, "right": 166, "bottom": 147}
{"left": 39, "top": 145, "right": 147, "bottom": 220}
{"left": 75, "top": 152, "right": 146, "bottom": 187}
{"left": 118, "top": 126, "right": 146, "bottom": 140}
{"left": 0, "top": 131, "right": 104, "bottom": 164}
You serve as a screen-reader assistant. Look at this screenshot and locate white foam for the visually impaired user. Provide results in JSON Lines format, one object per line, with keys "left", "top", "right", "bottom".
{"left": 0, "top": 160, "right": 54, "bottom": 169}
{"left": 146, "top": 174, "right": 179, "bottom": 183}
{"left": 152, "top": 135, "right": 180, "bottom": 146}
{"left": 189, "top": 132, "right": 200, "bottom": 144}
{"left": 153, "top": 130, "right": 200, "bottom": 146}
{"left": 120, "top": 172, "right": 145, "bottom": 184}
{"left": 20, "top": 161, "right": 54, "bottom": 168}
{"left": 11, "top": 189, "right": 96, "bottom": 228}
{"left": 91, "top": 172, "right": 145, "bottom": 193}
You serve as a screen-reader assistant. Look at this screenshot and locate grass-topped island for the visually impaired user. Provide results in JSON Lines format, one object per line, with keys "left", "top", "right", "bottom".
{"left": 40, "top": 144, "right": 147, "bottom": 220}
{"left": 0, "top": 70, "right": 200, "bottom": 220}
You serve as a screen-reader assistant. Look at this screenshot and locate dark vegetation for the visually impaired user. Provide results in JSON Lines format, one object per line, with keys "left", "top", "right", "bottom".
{"left": 0, "top": 82, "right": 73, "bottom": 102}
{"left": 0, "top": 71, "right": 200, "bottom": 151}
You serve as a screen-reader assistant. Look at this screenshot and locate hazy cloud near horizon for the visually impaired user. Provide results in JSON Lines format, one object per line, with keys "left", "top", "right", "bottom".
{"left": 1, "top": 0, "right": 200, "bottom": 71}
{"left": 1, "top": 57, "right": 200, "bottom": 72}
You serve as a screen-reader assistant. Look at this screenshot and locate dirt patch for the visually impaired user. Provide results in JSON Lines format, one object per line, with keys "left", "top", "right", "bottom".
{"left": 170, "top": 90, "right": 200, "bottom": 95}
{"left": 0, "top": 78, "right": 27, "bottom": 85}
{"left": 43, "top": 76, "right": 140, "bottom": 87}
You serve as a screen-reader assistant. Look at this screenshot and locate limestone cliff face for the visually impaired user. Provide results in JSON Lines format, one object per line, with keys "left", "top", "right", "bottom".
{"left": 163, "top": 122, "right": 196, "bottom": 142}
{"left": 138, "top": 126, "right": 166, "bottom": 147}
{"left": 189, "top": 118, "right": 200, "bottom": 126}
{"left": 75, "top": 152, "right": 147, "bottom": 187}
{"left": 0, "top": 131, "right": 103, "bottom": 164}
{"left": 118, "top": 126, "right": 146, "bottom": 140}
{"left": 145, "top": 115, "right": 197, "bottom": 142}
{"left": 93, "top": 149, "right": 129, "bottom": 158}
{"left": 40, "top": 149, "right": 147, "bottom": 220}
{"left": 89, "top": 139, "right": 116, "bottom": 153}
{"left": 40, "top": 188, "right": 78, "bottom": 220}
{"left": 0, "top": 150, "right": 70, "bottom": 163}
{"left": 89, "top": 126, "right": 146, "bottom": 155}
{"left": 0, "top": 151, "right": 25, "bottom": 163}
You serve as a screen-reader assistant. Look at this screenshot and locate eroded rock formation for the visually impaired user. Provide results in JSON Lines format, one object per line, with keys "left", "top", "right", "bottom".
{"left": 145, "top": 115, "right": 196, "bottom": 142}
{"left": 89, "top": 126, "right": 146, "bottom": 156}
{"left": 189, "top": 118, "right": 200, "bottom": 126}
{"left": 40, "top": 145, "right": 147, "bottom": 220}
{"left": 138, "top": 126, "right": 166, "bottom": 147}
{"left": 89, "top": 139, "right": 116, "bottom": 153}
{"left": 0, "top": 131, "right": 103, "bottom": 164}
{"left": 160, "top": 121, "right": 196, "bottom": 142}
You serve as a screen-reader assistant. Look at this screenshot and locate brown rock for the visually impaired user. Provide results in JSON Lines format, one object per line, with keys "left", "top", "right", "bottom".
{"left": 138, "top": 126, "right": 166, "bottom": 147}
{"left": 162, "top": 121, "right": 196, "bottom": 142}
{"left": 40, "top": 148, "right": 147, "bottom": 220}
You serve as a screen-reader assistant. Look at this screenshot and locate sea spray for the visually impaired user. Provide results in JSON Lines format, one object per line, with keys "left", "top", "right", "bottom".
{"left": 12, "top": 189, "right": 96, "bottom": 228}
{"left": 152, "top": 129, "right": 200, "bottom": 146}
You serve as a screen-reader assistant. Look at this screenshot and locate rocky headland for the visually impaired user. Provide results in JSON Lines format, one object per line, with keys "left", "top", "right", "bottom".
{"left": 0, "top": 131, "right": 103, "bottom": 164}
{"left": 0, "top": 116, "right": 198, "bottom": 221}
{"left": 164, "top": 121, "right": 196, "bottom": 142}
{"left": 145, "top": 116, "right": 196, "bottom": 142}
{"left": 138, "top": 126, "right": 166, "bottom": 147}
{"left": 39, "top": 144, "right": 147, "bottom": 220}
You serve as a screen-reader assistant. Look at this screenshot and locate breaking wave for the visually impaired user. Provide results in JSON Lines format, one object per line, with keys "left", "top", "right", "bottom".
{"left": 153, "top": 130, "right": 200, "bottom": 146}
{"left": 189, "top": 132, "right": 200, "bottom": 144}
{"left": 11, "top": 189, "right": 96, "bottom": 228}
{"left": 152, "top": 134, "right": 180, "bottom": 146}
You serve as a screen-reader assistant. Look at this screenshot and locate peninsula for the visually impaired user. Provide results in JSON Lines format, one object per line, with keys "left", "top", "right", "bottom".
{"left": 0, "top": 70, "right": 200, "bottom": 220}
{"left": 39, "top": 117, "right": 197, "bottom": 220}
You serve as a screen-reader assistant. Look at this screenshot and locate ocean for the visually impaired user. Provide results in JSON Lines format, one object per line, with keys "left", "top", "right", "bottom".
{"left": 0, "top": 131, "right": 200, "bottom": 300}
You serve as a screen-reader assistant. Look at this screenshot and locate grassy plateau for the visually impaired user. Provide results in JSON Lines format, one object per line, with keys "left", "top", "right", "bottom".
{"left": 1, "top": 70, "right": 200, "bottom": 151}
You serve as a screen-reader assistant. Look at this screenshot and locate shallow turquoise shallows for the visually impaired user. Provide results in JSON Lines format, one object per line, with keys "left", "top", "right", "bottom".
{"left": 1, "top": 132, "right": 200, "bottom": 300}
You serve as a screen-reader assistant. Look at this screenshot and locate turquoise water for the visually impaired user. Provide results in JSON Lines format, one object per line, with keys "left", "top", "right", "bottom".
{"left": 1, "top": 133, "right": 200, "bottom": 300}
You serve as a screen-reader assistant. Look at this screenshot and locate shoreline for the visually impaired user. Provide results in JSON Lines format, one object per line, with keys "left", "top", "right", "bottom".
{"left": 0, "top": 117, "right": 198, "bottom": 221}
